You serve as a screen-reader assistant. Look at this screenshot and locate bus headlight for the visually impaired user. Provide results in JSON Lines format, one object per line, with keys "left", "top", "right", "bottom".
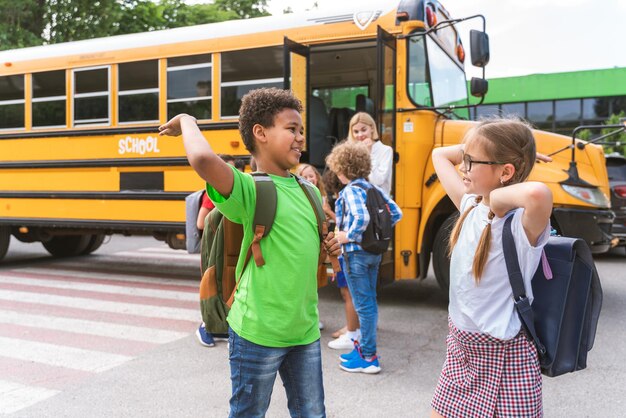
{"left": 561, "top": 184, "right": 610, "bottom": 207}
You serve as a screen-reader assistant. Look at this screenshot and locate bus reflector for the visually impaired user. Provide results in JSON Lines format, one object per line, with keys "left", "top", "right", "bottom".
{"left": 19, "top": 227, "right": 28, "bottom": 234}
{"left": 615, "top": 185, "right": 626, "bottom": 198}
{"left": 456, "top": 45, "right": 465, "bottom": 63}
{"left": 396, "top": 11, "right": 409, "bottom": 22}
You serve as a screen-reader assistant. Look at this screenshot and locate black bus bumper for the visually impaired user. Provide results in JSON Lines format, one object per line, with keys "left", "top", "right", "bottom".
{"left": 552, "top": 208, "right": 615, "bottom": 254}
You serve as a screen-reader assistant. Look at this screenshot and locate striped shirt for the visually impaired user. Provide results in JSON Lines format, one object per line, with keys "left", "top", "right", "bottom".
{"left": 336, "top": 178, "right": 402, "bottom": 253}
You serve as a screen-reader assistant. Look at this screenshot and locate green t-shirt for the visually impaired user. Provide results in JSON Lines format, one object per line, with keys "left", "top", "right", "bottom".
{"left": 206, "top": 166, "right": 321, "bottom": 347}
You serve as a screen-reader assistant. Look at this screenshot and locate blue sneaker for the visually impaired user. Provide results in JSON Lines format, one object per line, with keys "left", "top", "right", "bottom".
{"left": 339, "top": 348, "right": 360, "bottom": 362}
{"left": 340, "top": 355, "right": 381, "bottom": 374}
{"left": 195, "top": 325, "right": 215, "bottom": 347}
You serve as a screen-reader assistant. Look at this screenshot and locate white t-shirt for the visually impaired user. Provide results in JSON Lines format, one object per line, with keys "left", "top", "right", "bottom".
{"left": 369, "top": 140, "right": 393, "bottom": 195}
{"left": 448, "top": 194, "right": 550, "bottom": 340}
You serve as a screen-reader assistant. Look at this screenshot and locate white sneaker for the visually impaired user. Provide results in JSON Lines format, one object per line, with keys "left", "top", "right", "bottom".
{"left": 319, "top": 321, "right": 325, "bottom": 330}
{"left": 328, "top": 333, "right": 355, "bottom": 350}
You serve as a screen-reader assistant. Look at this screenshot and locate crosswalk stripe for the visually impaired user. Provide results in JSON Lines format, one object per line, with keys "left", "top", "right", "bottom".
{"left": 0, "top": 336, "right": 132, "bottom": 372}
{"left": 15, "top": 267, "right": 199, "bottom": 288}
{"left": 137, "top": 246, "right": 197, "bottom": 254}
{"left": 0, "top": 356, "right": 93, "bottom": 391}
{"left": 2, "top": 299, "right": 197, "bottom": 332}
{"left": 0, "top": 379, "right": 60, "bottom": 415}
{"left": 0, "top": 275, "right": 198, "bottom": 301}
{"left": 0, "top": 289, "right": 199, "bottom": 321}
{"left": 112, "top": 250, "right": 201, "bottom": 262}
{"left": 0, "top": 281, "right": 198, "bottom": 310}
{"left": 0, "top": 310, "right": 188, "bottom": 344}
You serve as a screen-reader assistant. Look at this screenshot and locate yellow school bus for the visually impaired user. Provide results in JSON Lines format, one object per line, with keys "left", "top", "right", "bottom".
{"left": 0, "top": 0, "right": 613, "bottom": 290}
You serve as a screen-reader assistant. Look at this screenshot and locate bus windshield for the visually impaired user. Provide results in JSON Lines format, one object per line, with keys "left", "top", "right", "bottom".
{"left": 407, "top": 34, "right": 469, "bottom": 119}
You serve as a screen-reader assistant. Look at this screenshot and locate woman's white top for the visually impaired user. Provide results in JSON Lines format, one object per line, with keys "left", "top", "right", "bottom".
{"left": 369, "top": 140, "right": 393, "bottom": 195}
{"left": 448, "top": 194, "right": 550, "bottom": 340}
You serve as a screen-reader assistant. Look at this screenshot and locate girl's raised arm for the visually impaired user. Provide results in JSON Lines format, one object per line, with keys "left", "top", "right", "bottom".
{"left": 432, "top": 144, "right": 465, "bottom": 210}
{"left": 490, "top": 182, "right": 553, "bottom": 246}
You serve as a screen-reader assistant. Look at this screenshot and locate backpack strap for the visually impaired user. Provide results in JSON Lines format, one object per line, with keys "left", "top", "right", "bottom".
{"left": 225, "top": 173, "right": 276, "bottom": 308}
{"left": 294, "top": 174, "right": 340, "bottom": 272}
{"left": 248, "top": 173, "right": 277, "bottom": 267}
{"left": 502, "top": 214, "right": 546, "bottom": 356}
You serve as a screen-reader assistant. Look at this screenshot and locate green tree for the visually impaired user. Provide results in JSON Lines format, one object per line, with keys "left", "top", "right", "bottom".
{"left": 0, "top": 0, "right": 45, "bottom": 49}
{"left": 578, "top": 112, "right": 626, "bottom": 157}
{"left": 601, "top": 112, "right": 626, "bottom": 157}
{"left": 0, "top": 0, "right": 268, "bottom": 51}
{"left": 214, "top": 0, "right": 270, "bottom": 19}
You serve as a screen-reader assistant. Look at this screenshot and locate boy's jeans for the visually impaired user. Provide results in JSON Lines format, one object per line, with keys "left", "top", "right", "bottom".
{"left": 228, "top": 328, "right": 326, "bottom": 418}
{"left": 343, "top": 250, "right": 382, "bottom": 357}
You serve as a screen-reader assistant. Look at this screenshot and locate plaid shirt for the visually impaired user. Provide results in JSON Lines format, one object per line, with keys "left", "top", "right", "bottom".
{"left": 336, "top": 178, "right": 402, "bottom": 253}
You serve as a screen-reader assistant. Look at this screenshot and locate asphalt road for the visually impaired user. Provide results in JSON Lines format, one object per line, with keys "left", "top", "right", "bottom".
{"left": 2, "top": 237, "right": 626, "bottom": 417}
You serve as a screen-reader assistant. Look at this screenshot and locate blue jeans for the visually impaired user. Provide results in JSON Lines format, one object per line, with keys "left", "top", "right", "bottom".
{"left": 343, "top": 250, "right": 382, "bottom": 357}
{"left": 228, "top": 328, "right": 326, "bottom": 418}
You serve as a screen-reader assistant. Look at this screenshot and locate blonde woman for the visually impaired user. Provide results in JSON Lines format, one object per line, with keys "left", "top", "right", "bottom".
{"left": 347, "top": 112, "right": 393, "bottom": 195}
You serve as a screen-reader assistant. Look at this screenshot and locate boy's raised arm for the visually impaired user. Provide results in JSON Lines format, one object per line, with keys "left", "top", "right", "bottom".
{"left": 159, "top": 114, "right": 234, "bottom": 197}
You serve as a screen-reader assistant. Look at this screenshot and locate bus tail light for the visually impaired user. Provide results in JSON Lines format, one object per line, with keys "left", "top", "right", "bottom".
{"left": 426, "top": 7, "right": 437, "bottom": 27}
{"left": 614, "top": 185, "right": 626, "bottom": 198}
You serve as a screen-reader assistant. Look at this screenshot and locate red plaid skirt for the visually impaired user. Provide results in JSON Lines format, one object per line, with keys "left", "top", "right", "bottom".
{"left": 431, "top": 318, "right": 542, "bottom": 417}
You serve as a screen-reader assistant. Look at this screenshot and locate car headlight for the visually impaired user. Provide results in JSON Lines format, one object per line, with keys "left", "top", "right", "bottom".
{"left": 561, "top": 184, "right": 610, "bottom": 207}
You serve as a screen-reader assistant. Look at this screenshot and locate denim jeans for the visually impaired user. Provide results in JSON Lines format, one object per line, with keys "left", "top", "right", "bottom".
{"left": 343, "top": 250, "right": 382, "bottom": 357}
{"left": 228, "top": 328, "right": 326, "bottom": 418}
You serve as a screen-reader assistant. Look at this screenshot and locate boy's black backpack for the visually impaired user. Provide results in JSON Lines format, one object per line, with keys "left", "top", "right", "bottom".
{"left": 502, "top": 214, "right": 603, "bottom": 377}
{"left": 351, "top": 183, "right": 393, "bottom": 254}
{"left": 199, "top": 173, "right": 338, "bottom": 335}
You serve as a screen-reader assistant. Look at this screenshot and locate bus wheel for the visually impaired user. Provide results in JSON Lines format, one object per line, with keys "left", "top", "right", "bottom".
{"left": 80, "top": 234, "right": 106, "bottom": 255}
{"left": 0, "top": 226, "right": 10, "bottom": 262}
{"left": 43, "top": 235, "right": 91, "bottom": 257}
{"left": 432, "top": 214, "right": 458, "bottom": 296}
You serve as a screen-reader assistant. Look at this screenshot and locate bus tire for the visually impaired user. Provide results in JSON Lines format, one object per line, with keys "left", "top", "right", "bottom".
{"left": 0, "top": 226, "right": 10, "bottom": 262}
{"left": 432, "top": 214, "right": 458, "bottom": 296}
{"left": 80, "top": 234, "right": 106, "bottom": 255}
{"left": 43, "top": 235, "right": 91, "bottom": 257}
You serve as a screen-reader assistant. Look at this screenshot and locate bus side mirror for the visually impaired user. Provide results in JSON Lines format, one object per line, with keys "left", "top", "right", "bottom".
{"left": 470, "top": 30, "right": 490, "bottom": 67}
{"left": 470, "top": 77, "right": 488, "bottom": 97}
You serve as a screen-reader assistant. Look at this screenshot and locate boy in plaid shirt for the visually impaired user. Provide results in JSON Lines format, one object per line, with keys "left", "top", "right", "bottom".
{"left": 326, "top": 140, "right": 402, "bottom": 374}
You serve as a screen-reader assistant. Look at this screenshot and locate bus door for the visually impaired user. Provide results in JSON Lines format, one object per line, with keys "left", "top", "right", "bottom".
{"left": 283, "top": 37, "right": 314, "bottom": 162}
{"left": 376, "top": 26, "right": 397, "bottom": 284}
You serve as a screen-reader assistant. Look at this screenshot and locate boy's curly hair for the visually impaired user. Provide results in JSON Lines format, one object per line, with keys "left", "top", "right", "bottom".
{"left": 325, "top": 140, "right": 371, "bottom": 180}
{"left": 238, "top": 88, "right": 303, "bottom": 154}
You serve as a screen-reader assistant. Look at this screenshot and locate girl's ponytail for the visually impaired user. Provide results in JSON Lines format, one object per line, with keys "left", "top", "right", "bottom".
{"left": 448, "top": 196, "right": 481, "bottom": 257}
{"left": 472, "top": 210, "right": 495, "bottom": 283}
{"left": 447, "top": 195, "right": 495, "bottom": 284}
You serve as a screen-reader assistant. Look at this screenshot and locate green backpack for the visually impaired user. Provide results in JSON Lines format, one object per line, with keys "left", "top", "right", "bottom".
{"left": 199, "top": 173, "right": 334, "bottom": 335}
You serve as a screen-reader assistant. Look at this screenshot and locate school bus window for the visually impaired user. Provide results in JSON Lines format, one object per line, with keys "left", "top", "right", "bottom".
{"left": 313, "top": 86, "right": 369, "bottom": 111}
{"left": 407, "top": 37, "right": 432, "bottom": 107}
{"left": 32, "top": 70, "right": 66, "bottom": 128}
{"left": 73, "top": 67, "right": 110, "bottom": 126}
{"left": 427, "top": 36, "right": 469, "bottom": 118}
{"left": 167, "top": 54, "right": 212, "bottom": 121}
{"left": 0, "top": 74, "right": 25, "bottom": 130}
{"left": 119, "top": 60, "right": 159, "bottom": 124}
{"left": 221, "top": 46, "right": 283, "bottom": 118}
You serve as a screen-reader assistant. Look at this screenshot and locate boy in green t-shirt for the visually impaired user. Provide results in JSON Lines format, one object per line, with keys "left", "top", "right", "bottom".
{"left": 159, "top": 88, "right": 340, "bottom": 418}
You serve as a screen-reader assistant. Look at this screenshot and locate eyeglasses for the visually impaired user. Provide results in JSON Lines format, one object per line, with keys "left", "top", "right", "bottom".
{"left": 462, "top": 152, "right": 506, "bottom": 172}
